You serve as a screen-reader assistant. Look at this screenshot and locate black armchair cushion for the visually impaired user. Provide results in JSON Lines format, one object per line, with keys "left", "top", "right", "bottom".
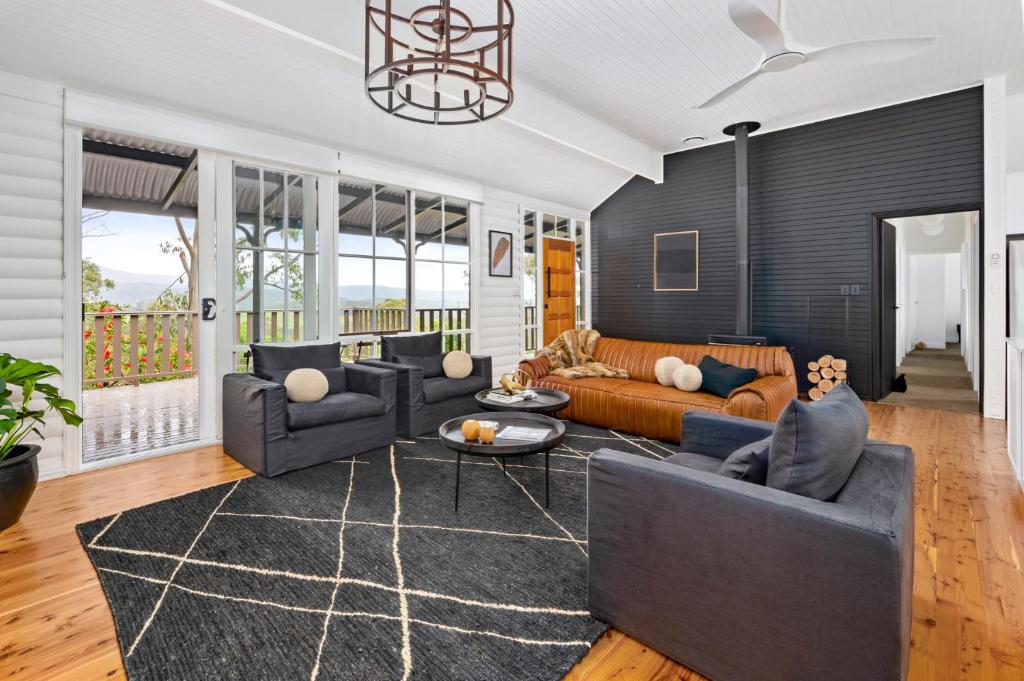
{"left": 394, "top": 353, "right": 445, "bottom": 379}
{"left": 286, "top": 392, "right": 385, "bottom": 430}
{"left": 422, "top": 375, "right": 490, "bottom": 404}
{"left": 381, "top": 332, "right": 441, "bottom": 362}
{"left": 251, "top": 342, "right": 340, "bottom": 380}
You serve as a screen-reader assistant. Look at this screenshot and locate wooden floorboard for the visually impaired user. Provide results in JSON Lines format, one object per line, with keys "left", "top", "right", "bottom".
{"left": 1, "top": 403, "right": 1021, "bottom": 680}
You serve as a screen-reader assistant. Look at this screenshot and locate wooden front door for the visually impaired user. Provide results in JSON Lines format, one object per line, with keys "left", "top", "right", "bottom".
{"left": 542, "top": 238, "right": 576, "bottom": 345}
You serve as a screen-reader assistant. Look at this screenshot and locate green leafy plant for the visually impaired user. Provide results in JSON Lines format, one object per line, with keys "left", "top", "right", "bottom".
{"left": 0, "top": 354, "right": 82, "bottom": 462}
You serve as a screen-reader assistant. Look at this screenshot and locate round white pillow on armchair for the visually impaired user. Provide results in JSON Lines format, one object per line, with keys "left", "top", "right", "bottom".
{"left": 443, "top": 351, "right": 473, "bottom": 379}
{"left": 654, "top": 356, "right": 685, "bottom": 386}
{"left": 284, "top": 368, "right": 329, "bottom": 402}
{"left": 672, "top": 364, "right": 703, "bottom": 392}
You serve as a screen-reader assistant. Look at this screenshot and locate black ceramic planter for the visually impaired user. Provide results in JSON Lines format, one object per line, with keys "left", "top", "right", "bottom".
{"left": 0, "top": 444, "right": 40, "bottom": 532}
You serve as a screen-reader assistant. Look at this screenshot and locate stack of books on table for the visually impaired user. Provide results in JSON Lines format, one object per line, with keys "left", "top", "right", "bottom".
{"left": 487, "top": 390, "right": 536, "bottom": 404}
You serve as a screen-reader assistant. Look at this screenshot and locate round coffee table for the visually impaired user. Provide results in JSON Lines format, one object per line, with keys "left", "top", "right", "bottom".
{"left": 438, "top": 411, "right": 565, "bottom": 511}
{"left": 474, "top": 387, "right": 571, "bottom": 414}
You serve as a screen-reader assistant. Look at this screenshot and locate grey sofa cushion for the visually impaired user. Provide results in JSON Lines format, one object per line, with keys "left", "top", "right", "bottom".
{"left": 663, "top": 451, "right": 724, "bottom": 474}
{"left": 381, "top": 332, "right": 441, "bottom": 362}
{"left": 251, "top": 342, "right": 340, "bottom": 380}
{"left": 718, "top": 436, "right": 772, "bottom": 484}
{"left": 286, "top": 392, "right": 385, "bottom": 430}
{"left": 421, "top": 375, "right": 490, "bottom": 404}
{"left": 394, "top": 353, "right": 445, "bottom": 379}
{"left": 767, "top": 383, "right": 869, "bottom": 500}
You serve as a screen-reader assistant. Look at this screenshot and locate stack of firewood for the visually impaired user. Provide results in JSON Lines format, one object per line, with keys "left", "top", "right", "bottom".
{"left": 807, "top": 355, "right": 848, "bottom": 401}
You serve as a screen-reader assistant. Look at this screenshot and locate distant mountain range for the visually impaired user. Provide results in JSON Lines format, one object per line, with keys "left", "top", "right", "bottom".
{"left": 98, "top": 268, "right": 468, "bottom": 311}
{"left": 98, "top": 267, "right": 186, "bottom": 308}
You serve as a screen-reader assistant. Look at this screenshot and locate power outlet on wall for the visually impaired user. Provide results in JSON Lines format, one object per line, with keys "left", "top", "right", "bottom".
{"left": 840, "top": 285, "right": 850, "bottom": 295}
{"left": 850, "top": 285, "right": 860, "bottom": 295}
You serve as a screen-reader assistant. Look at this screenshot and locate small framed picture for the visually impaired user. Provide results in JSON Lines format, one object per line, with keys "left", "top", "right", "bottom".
{"left": 489, "top": 230, "right": 513, "bottom": 277}
{"left": 654, "top": 230, "right": 699, "bottom": 291}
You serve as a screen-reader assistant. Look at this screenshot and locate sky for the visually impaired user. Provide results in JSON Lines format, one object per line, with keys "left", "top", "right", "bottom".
{"left": 82, "top": 210, "right": 191, "bottom": 277}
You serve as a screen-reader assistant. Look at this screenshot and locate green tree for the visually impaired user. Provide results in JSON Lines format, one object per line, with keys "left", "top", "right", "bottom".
{"left": 82, "top": 258, "right": 114, "bottom": 304}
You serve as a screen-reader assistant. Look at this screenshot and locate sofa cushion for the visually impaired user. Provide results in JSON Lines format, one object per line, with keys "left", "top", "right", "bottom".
{"left": 422, "top": 375, "right": 490, "bottom": 404}
{"left": 672, "top": 364, "right": 703, "bottom": 392}
{"left": 286, "top": 392, "right": 385, "bottom": 430}
{"left": 283, "top": 368, "right": 329, "bottom": 403}
{"left": 767, "top": 383, "right": 869, "bottom": 501}
{"left": 381, "top": 332, "right": 441, "bottom": 363}
{"left": 443, "top": 350, "right": 473, "bottom": 379}
{"left": 654, "top": 356, "right": 685, "bottom": 386}
{"left": 322, "top": 367, "right": 348, "bottom": 394}
{"left": 718, "top": 436, "right": 772, "bottom": 484}
{"left": 663, "top": 451, "right": 724, "bottom": 474}
{"left": 251, "top": 342, "right": 340, "bottom": 380}
{"left": 394, "top": 353, "right": 446, "bottom": 379}
{"left": 616, "top": 381, "right": 726, "bottom": 409}
{"left": 697, "top": 355, "right": 758, "bottom": 398}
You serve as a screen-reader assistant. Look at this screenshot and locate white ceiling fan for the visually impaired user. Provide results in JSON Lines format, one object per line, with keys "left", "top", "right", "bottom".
{"left": 696, "top": 0, "right": 937, "bottom": 109}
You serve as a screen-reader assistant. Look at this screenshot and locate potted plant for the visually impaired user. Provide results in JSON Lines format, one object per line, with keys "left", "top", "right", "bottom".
{"left": 0, "top": 354, "right": 82, "bottom": 532}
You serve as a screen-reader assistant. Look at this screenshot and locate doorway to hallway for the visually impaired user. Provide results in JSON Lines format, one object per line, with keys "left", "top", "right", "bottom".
{"left": 874, "top": 210, "right": 981, "bottom": 412}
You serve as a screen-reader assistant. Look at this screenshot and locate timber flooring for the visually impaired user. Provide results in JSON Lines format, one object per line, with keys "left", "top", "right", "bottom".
{"left": 1, "top": 402, "right": 1022, "bottom": 680}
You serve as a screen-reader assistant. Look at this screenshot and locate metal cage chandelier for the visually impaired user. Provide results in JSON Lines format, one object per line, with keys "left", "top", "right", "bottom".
{"left": 364, "top": 0, "right": 514, "bottom": 125}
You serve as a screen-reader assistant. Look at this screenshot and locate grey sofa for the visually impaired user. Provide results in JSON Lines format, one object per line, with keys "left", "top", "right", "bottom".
{"left": 222, "top": 342, "right": 396, "bottom": 477}
{"left": 357, "top": 332, "right": 491, "bottom": 437}
{"left": 587, "top": 411, "right": 914, "bottom": 681}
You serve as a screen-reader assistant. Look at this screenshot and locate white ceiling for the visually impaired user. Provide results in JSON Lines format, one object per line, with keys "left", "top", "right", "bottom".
{"left": 0, "top": 0, "right": 1021, "bottom": 209}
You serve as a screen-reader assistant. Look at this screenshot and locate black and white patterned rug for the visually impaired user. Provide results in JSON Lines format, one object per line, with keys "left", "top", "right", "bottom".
{"left": 77, "top": 422, "right": 675, "bottom": 680}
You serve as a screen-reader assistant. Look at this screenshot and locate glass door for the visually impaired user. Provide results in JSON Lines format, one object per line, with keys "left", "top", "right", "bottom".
{"left": 79, "top": 130, "right": 204, "bottom": 465}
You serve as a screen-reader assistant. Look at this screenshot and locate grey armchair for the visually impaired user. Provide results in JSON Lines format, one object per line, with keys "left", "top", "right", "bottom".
{"left": 222, "top": 342, "right": 396, "bottom": 477}
{"left": 357, "top": 331, "right": 491, "bottom": 437}
{"left": 587, "top": 411, "right": 914, "bottom": 681}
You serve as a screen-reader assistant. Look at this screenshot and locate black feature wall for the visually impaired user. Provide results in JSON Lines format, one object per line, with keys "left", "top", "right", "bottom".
{"left": 591, "top": 87, "right": 984, "bottom": 396}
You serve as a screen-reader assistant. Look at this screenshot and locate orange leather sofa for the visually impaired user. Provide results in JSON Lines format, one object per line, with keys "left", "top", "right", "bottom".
{"left": 518, "top": 337, "right": 797, "bottom": 443}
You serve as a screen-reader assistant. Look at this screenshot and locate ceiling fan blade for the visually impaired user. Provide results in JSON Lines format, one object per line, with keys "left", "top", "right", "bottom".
{"left": 695, "top": 69, "right": 764, "bottom": 109}
{"left": 805, "top": 36, "right": 936, "bottom": 64}
{"left": 728, "top": 1, "right": 787, "bottom": 54}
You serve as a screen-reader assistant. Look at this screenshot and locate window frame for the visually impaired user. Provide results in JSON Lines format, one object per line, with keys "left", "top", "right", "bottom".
{"left": 337, "top": 178, "right": 475, "bottom": 357}
{"left": 232, "top": 162, "right": 320, "bottom": 351}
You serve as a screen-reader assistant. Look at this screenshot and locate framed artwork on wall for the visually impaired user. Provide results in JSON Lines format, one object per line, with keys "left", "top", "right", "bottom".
{"left": 654, "top": 230, "right": 699, "bottom": 291}
{"left": 489, "top": 230, "right": 513, "bottom": 277}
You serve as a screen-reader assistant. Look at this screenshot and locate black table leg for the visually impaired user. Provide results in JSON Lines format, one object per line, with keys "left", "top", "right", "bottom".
{"left": 545, "top": 449, "right": 550, "bottom": 508}
{"left": 502, "top": 457, "right": 507, "bottom": 475}
{"left": 455, "top": 451, "right": 461, "bottom": 512}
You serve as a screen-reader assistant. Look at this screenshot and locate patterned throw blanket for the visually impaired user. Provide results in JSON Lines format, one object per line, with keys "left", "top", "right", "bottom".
{"left": 537, "top": 329, "right": 629, "bottom": 379}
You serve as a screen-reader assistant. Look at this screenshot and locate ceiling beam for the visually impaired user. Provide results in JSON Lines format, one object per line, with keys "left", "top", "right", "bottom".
{"left": 195, "top": 0, "right": 665, "bottom": 183}
{"left": 83, "top": 139, "right": 192, "bottom": 168}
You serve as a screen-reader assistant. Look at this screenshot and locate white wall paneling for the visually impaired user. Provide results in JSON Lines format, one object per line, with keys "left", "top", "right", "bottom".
{"left": 983, "top": 76, "right": 1008, "bottom": 419}
{"left": 475, "top": 192, "right": 523, "bottom": 383}
{"left": 0, "top": 72, "right": 66, "bottom": 479}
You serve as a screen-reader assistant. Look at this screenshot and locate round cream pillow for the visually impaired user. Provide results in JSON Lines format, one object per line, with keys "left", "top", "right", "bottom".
{"left": 672, "top": 364, "right": 703, "bottom": 392}
{"left": 443, "top": 350, "right": 473, "bottom": 379}
{"left": 283, "top": 368, "right": 329, "bottom": 403}
{"left": 654, "top": 356, "right": 685, "bottom": 386}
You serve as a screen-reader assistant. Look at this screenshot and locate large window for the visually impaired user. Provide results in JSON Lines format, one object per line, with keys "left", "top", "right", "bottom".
{"left": 338, "top": 181, "right": 410, "bottom": 339}
{"left": 338, "top": 178, "right": 472, "bottom": 359}
{"left": 233, "top": 164, "right": 319, "bottom": 360}
{"left": 415, "top": 194, "right": 471, "bottom": 351}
